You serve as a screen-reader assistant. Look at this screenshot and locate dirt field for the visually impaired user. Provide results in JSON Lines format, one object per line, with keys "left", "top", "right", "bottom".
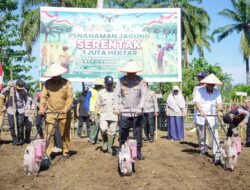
{"left": 0, "top": 130, "right": 250, "bottom": 190}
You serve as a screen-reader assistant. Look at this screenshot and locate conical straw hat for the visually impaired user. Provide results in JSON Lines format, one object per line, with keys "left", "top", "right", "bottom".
{"left": 119, "top": 60, "right": 144, "bottom": 73}
{"left": 94, "top": 78, "right": 104, "bottom": 86}
{"left": 200, "top": 74, "right": 222, "bottom": 85}
{"left": 44, "top": 64, "right": 68, "bottom": 77}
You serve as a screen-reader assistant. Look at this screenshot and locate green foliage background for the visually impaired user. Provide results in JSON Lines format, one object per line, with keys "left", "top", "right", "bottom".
{"left": 150, "top": 57, "right": 233, "bottom": 103}
{"left": 0, "top": 0, "right": 33, "bottom": 82}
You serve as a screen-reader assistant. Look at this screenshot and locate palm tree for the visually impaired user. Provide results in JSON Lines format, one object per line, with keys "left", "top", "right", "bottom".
{"left": 21, "top": 0, "right": 97, "bottom": 53}
{"left": 140, "top": 0, "right": 210, "bottom": 67}
{"left": 104, "top": 0, "right": 147, "bottom": 8}
{"left": 163, "top": 0, "right": 211, "bottom": 67}
{"left": 212, "top": 0, "right": 250, "bottom": 84}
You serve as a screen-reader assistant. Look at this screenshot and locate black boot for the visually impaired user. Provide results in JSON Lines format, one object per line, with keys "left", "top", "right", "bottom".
{"left": 17, "top": 137, "right": 24, "bottom": 145}
{"left": 144, "top": 134, "right": 149, "bottom": 141}
{"left": 25, "top": 130, "right": 31, "bottom": 144}
{"left": 40, "top": 133, "right": 44, "bottom": 139}
{"left": 137, "top": 148, "right": 144, "bottom": 160}
{"left": 149, "top": 135, "right": 154, "bottom": 143}
{"left": 245, "top": 142, "right": 250, "bottom": 147}
{"left": 137, "top": 151, "right": 144, "bottom": 160}
{"left": 12, "top": 136, "right": 18, "bottom": 146}
{"left": 17, "top": 132, "right": 24, "bottom": 145}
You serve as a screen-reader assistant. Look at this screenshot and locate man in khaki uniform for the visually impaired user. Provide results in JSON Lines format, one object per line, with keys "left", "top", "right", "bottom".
{"left": 143, "top": 83, "right": 159, "bottom": 142}
{"left": 0, "top": 89, "right": 6, "bottom": 140}
{"left": 114, "top": 60, "right": 147, "bottom": 160}
{"left": 95, "top": 76, "right": 118, "bottom": 154}
{"left": 40, "top": 64, "right": 73, "bottom": 159}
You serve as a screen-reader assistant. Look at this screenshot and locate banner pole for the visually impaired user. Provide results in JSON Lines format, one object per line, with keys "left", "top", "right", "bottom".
{"left": 97, "top": 0, "right": 104, "bottom": 8}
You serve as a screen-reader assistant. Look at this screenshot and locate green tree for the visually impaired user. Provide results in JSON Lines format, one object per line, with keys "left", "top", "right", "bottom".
{"left": 21, "top": 0, "right": 97, "bottom": 53}
{"left": 230, "top": 84, "right": 250, "bottom": 101}
{"left": 104, "top": 0, "right": 146, "bottom": 8}
{"left": 212, "top": 0, "right": 250, "bottom": 84}
{"left": 0, "top": 0, "right": 33, "bottom": 82}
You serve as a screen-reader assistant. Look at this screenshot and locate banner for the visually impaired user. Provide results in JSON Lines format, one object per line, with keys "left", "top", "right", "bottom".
{"left": 40, "top": 7, "right": 181, "bottom": 82}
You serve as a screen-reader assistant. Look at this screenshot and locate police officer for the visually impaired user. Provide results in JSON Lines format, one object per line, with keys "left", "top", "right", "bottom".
{"left": 95, "top": 76, "right": 118, "bottom": 154}
{"left": 143, "top": 83, "right": 159, "bottom": 142}
{"left": 114, "top": 60, "right": 146, "bottom": 160}
{"left": 2, "top": 79, "right": 27, "bottom": 145}
{"left": 40, "top": 64, "right": 73, "bottom": 160}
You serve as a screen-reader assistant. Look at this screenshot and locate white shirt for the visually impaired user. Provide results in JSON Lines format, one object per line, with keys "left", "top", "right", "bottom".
{"left": 194, "top": 86, "right": 222, "bottom": 125}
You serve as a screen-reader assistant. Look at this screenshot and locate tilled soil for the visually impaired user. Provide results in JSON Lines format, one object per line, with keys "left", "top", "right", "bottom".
{"left": 0, "top": 130, "right": 250, "bottom": 190}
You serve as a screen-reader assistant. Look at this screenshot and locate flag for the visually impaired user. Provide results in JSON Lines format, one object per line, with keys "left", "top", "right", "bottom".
{"left": 0, "top": 63, "right": 3, "bottom": 89}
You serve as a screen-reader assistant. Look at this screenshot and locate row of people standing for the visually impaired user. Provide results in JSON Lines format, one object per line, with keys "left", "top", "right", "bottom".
{"left": 76, "top": 61, "right": 159, "bottom": 160}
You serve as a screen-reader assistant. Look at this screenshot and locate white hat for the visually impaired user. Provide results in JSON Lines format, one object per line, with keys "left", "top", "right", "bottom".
{"left": 245, "top": 97, "right": 250, "bottom": 102}
{"left": 44, "top": 64, "right": 68, "bottom": 77}
{"left": 94, "top": 78, "right": 104, "bottom": 86}
{"left": 119, "top": 60, "right": 144, "bottom": 73}
{"left": 200, "top": 74, "right": 222, "bottom": 85}
{"left": 172, "top": 85, "right": 180, "bottom": 91}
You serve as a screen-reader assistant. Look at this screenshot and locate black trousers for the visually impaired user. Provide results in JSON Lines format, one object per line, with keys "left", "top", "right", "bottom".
{"left": 8, "top": 112, "right": 25, "bottom": 141}
{"left": 24, "top": 117, "right": 32, "bottom": 132}
{"left": 24, "top": 116, "right": 32, "bottom": 142}
{"left": 246, "top": 117, "right": 250, "bottom": 143}
{"left": 36, "top": 113, "right": 44, "bottom": 138}
{"left": 120, "top": 115, "right": 142, "bottom": 151}
{"left": 142, "top": 112, "right": 155, "bottom": 137}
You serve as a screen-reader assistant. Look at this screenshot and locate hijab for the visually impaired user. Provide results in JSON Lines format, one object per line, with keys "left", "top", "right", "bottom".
{"left": 167, "top": 86, "right": 185, "bottom": 112}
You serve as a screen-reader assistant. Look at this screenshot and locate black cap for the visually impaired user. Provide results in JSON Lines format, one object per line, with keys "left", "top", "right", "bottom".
{"left": 16, "top": 79, "right": 25, "bottom": 89}
{"left": 104, "top": 76, "right": 114, "bottom": 84}
{"left": 196, "top": 72, "right": 207, "bottom": 78}
{"left": 223, "top": 114, "right": 233, "bottom": 124}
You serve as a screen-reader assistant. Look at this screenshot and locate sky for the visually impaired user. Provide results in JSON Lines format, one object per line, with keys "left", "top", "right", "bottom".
{"left": 21, "top": 0, "right": 246, "bottom": 90}
{"left": 191, "top": 0, "right": 245, "bottom": 84}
